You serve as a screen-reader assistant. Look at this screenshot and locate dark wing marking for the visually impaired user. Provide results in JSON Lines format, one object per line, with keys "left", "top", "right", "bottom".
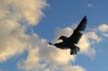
{"left": 69, "top": 16, "right": 87, "bottom": 44}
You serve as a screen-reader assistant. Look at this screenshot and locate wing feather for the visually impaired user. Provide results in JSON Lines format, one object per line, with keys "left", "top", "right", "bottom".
{"left": 75, "top": 16, "right": 87, "bottom": 31}
{"left": 53, "top": 42, "right": 68, "bottom": 49}
{"left": 69, "top": 16, "right": 87, "bottom": 44}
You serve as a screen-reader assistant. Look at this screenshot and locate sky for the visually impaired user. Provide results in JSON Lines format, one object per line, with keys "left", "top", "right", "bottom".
{"left": 0, "top": 0, "right": 108, "bottom": 71}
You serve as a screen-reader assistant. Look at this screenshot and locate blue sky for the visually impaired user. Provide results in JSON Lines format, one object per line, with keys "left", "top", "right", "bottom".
{"left": 0, "top": 0, "right": 108, "bottom": 71}
{"left": 34, "top": 0, "right": 108, "bottom": 39}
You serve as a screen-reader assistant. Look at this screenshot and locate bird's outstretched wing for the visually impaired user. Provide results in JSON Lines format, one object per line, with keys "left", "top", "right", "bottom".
{"left": 69, "top": 16, "right": 87, "bottom": 44}
{"left": 75, "top": 16, "right": 87, "bottom": 31}
{"left": 49, "top": 42, "right": 68, "bottom": 49}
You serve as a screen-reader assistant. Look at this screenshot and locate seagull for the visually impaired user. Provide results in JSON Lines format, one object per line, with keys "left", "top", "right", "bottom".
{"left": 49, "top": 16, "right": 87, "bottom": 55}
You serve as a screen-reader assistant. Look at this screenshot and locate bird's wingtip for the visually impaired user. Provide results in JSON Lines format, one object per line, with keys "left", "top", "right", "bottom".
{"left": 83, "top": 16, "right": 87, "bottom": 19}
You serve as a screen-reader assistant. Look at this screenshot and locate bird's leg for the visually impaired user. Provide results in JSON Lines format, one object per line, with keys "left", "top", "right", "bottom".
{"left": 70, "top": 45, "right": 80, "bottom": 55}
{"left": 70, "top": 47, "right": 77, "bottom": 55}
{"left": 70, "top": 49, "right": 75, "bottom": 55}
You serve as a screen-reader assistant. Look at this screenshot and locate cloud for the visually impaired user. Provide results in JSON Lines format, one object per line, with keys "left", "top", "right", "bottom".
{"left": 18, "top": 62, "right": 85, "bottom": 71}
{"left": 98, "top": 24, "right": 108, "bottom": 32}
{"left": 17, "top": 34, "right": 77, "bottom": 71}
{"left": 0, "top": 20, "right": 28, "bottom": 62}
{"left": 17, "top": 26, "right": 101, "bottom": 71}
{"left": 0, "top": 0, "right": 47, "bottom": 62}
{"left": 0, "top": 0, "right": 47, "bottom": 26}
{"left": 0, "top": 0, "right": 107, "bottom": 71}
{"left": 17, "top": 46, "right": 39, "bottom": 70}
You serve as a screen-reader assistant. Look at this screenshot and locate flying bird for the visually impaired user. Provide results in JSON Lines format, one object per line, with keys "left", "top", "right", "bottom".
{"left": 49, "top": 16, "right": 87, "bottom": 55}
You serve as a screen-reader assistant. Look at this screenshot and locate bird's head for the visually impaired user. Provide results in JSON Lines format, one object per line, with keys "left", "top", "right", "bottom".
{"left": 58, "top": 36, "right": 67, "bottom": 41}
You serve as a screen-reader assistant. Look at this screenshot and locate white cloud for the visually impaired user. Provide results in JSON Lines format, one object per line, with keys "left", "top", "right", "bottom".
{"left": 0, "top": 0, "right": 46, "bottom": 62}
{"left": 17, "top": 34, "right": 76, "bottom": 71}
{"left": 86, "top": 32, "right": 101, "bottom": 42}
{"left": 77, "top": 31, "right": 101, "bottom": 57}
{"left": 17, "top": 47, "right": 39, "bottom": 71}
{"left": 98, "top": 24, "right": 108, "bottom": 32}
{"left": 17, "top": 26, "right": 100, "bottom": 71}
{"left": 0, "top": 20, "right": 28, "bottom": 62}
{"left": 18, "top": 62, "right": 85, "bottom": 71}
{"left": 0, "top": 0, "right": 47, "bottom": 26}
